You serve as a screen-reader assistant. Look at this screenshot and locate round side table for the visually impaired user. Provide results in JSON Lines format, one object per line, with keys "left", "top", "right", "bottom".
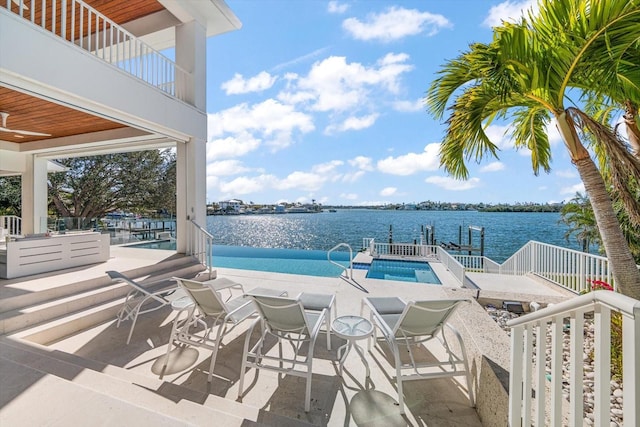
{"left": 331, "top": 315, "right": 374, "bottom": 378}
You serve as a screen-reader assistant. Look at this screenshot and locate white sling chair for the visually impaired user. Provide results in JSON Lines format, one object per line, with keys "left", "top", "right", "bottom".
{"left": 161, "top": 277, "right": 254, "bottom": 382}
{"left": 238, "top": 294, "right": 327, "bottom": 412}
{"left": 362, "top": 297, "right": 475, "bottom": 414}
{"left": 107, "top": 270, "right": 183, "bottom": 345}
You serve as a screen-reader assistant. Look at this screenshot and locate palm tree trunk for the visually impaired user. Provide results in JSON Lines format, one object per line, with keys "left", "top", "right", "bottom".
{"left": 575, "top": 156, "right": 640, "bottom": 299}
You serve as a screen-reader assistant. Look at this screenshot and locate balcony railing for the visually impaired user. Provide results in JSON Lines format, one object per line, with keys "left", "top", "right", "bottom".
{"left": 3, "top": 0, "right": 192, "bottom": 102}
{"left": 508, "top": 290, "right": 639, "bottom": 426}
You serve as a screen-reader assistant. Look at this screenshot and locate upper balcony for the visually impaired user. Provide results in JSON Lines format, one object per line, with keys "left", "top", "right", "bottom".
{"left": 0, "top": 0, "right": 240, "bottom": 168}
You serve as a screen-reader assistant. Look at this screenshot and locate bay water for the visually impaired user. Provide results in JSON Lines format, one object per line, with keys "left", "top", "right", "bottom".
{"left": 206, "top": 209, "right": 581, "bottom": 263}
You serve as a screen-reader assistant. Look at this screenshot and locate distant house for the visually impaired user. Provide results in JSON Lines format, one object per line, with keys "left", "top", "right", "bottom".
{"left": 275, "top": 204, "right": 286, "bottom": 214}
{"left": 219, "top": 199, "right": 243, "bottom": 213}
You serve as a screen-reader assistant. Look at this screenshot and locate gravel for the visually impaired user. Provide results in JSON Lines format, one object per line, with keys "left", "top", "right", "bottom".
{"left": 485, "top": 305, "right": 624, "bottom": 426}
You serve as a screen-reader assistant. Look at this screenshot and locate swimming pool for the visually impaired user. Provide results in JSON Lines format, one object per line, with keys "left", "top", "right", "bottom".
{"left": 128, "top": 241, "right": 440, "bottom": 283}
{"left": 363, "top": 259, "right": 441, "bottom": 284}
{"left": 128, "top": 241, "right": 351, "bottom": 277}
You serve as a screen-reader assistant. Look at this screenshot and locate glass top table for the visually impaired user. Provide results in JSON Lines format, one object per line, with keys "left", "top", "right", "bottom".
{"left": 331, "top": 315, "right": 374, "bottom": 378}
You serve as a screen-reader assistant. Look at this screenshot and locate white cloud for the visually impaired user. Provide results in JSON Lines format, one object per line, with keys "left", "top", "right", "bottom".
{"left": 484, "top": 124, "right": 513, "bottom": 149}
{"left": 483, "top": 0, "right": 538, "bottom": 28}
{"left": 392, "top": 98, "right": 424, "bottom": 112}
{"left": 221, "top": 72, "right": 277, "bottom": 95}
{"left": 349, "top": 156, "right": 374, "bottom": 171}
{"left": 312, "top": 160, "right": 344, "bottom": 175}
{"left": 546, "top": 119, "right": 563, "bottom": 146}
{"left": 377, "top": 143, "right": 440, "bottom": 175}
{"left": 207, "top": 159, "right": 250, "bottom": 176}
{"left": 425, "top": 176, "right": 481, "bottom": 191}
{"left": 560, "top": 182, "right": 586, "bottom": 196}
{"left": 327, "top": 1, "right": 348, "bottom": 14}
{"left": 342, "top": 170, "right": 366, "bottom": 183}
{"left": 325, "top": 114, "right": 379, "bottom": 134}
{"left": 272, "top": 48, "right": 330, "bottom": 72}
{"left": 207, "top": 100, "right": 314, "bottom": 152}
{"left": 556, "top": 169, "right": 577, "bottom": 178}
{"left": 276, "top": 171, "right": 326, "bottom": 191}
{"left": 380, "top": 187, "right": 397, "bottom": 196}
{"left": 480, "top": 161, "right": 505, "bottom": 172}
{"left": 207, "top": 134, "right": 262, "bottom": 159}
{"left": 282, "top": 54, "right": 413, "bottom": 113}
{"left": 343, "top": 6, "right": 451, "bottom": 42}
{"left": 219, "top": 175, "right": 276, "bottom": 195}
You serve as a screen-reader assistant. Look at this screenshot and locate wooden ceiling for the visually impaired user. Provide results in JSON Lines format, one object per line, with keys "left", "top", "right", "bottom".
{"left": 0, "top": 0, "right": 166, "bottom": 145}
{"left": 0, "top": 88, "right": 127, "bottom": 144}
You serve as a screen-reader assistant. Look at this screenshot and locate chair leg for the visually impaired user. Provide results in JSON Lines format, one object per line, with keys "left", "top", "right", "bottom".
{"left": 326, "top": 308, "right": 332, "bottom": 351}
{"left": 238, "top": 320, "right": 258, "bottom": 401}
{"left": 394, "top": 345, "right": 405, "bottom": 414}
{"left": 125, "top": 310, "right": 140, "bottom": 345}
{"left": 207, "top": 323, "right": 228, "bottom": 383}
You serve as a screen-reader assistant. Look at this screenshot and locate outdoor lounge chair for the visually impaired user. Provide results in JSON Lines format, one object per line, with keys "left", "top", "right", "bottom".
{"left": 107, "top": 270, "right": 184, "bottom": 345}
{"left": 161, "top": 277, "right": 255, "bottom": 382}
{"left": 298, "top": 292, "right": 336, "bottom": 350}
{"left": 238, "top": 294, "right": 328, "bottom": 412}
{"left": 361, "top": 297, "right": 475, "bottom": 414}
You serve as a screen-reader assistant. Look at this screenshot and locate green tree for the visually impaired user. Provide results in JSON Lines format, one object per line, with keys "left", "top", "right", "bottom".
{"left": 48, "top": 150, "right": 176, "bottom": 222}
{"left": 427, "top": 0, "right": 640, "bottom": 298}
{"left": 560, "top": 192, "right": 599, "bottom": 252}
{"left": 0, "top": 176, "right": 21, "bottom": 215}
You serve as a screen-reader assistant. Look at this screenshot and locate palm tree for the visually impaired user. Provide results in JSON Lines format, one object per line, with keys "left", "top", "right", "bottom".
{"left": 426, "top": 0, "right": 640, "bottom": 299}
{"left": 560, "top": 192, "right": 599, "bottom": 253}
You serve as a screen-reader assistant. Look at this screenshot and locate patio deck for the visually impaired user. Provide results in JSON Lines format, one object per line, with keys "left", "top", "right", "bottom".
{"left": 0, "top": 248, "right": 571, "bottom": 426}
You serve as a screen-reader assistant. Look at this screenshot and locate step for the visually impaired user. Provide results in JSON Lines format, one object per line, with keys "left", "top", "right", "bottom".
{"left": 0, "top": 337, "right": 248, "bottom": 426}
{"left": 0, "top": 254, "right": 202, "bottom": 312}
{"left": 1, "top": 336, "right": 315, "bottom": 426}
{"left": 4, "top": 263, "right": 205, "bottom": 342}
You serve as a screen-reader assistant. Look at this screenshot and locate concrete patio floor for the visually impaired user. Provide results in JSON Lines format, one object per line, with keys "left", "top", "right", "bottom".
{"left": 0, "top": 247, "right": 571, "bottom": 426}
{"left": 45, "top": 267, "right": 480, "bottom": 426}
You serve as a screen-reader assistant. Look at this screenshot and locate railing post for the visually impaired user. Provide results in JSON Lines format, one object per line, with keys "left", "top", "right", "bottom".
{"left": 623, "top": 312, "right": 640, "bottom": 426}
{"left": 508, "top": 325, "right": 524, "bottom": 426}
{"left": 593, "top": 303, "right": 611, "bottom": 427}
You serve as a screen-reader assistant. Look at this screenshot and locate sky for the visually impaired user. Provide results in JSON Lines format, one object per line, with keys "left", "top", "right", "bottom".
{"left": 203, "top": 0, "right": 585, "bottom": 206}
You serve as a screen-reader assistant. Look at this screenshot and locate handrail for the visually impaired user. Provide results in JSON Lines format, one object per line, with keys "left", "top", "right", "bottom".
{"left": 507, "top": 290, "right": 640, "bottom": 426}
{"left": 187, "top": 219, "right": 214, "bottom": 279}
{"left": 0, "top": 215, "right": 22, "bottom": 236}
{"left": 435, "top": 246, "right": 466, "bottom": 285}
{"left": 3, "top": 0, "right": 192, "bottom": 102}
{"left": 500, "top": 240, "right": 613, "bottom": 293}
{"left": 328, "top": 243, "right": 353, "bottom": 280}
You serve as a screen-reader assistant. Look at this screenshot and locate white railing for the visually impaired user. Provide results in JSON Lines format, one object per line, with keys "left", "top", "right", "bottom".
{"left": 328, "top": 243, "right": 353, "bottom": 280}
{"left": 453, "top": 255, "right": 502, "bottom": 274}
{"left": 369, "top": 241, "right": 438, "bottom": 258}
{"left": 3, "top": 0, "right": 192, "bottom": 102}
{"left": 508, "top": 290, "right": 639, "bottom": 427}
{"left": 187, "top": 220, "right": 214, "bottom": 279}
{"left": 500, "top": 241, "right": 612, "bottom": 293}
{"left": 435, "top": 246, "right": 466, "bottom": 285}
{"left": 0, "top": 215, "right": 22, "bottom": 236}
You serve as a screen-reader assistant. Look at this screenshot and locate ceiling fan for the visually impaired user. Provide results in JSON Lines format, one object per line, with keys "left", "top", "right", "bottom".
{"left": 0, "top": 112, "right": 51, "bottom": 137}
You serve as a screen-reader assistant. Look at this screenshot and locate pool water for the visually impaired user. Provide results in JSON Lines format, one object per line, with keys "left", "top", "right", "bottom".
{"left": 365, "top": 259, "right": 441, "bottom": 284}
{"left": 128, "top": 241, "right": 440, "bottom": 283}
{"left": 128, "top": 241, "right": 351, "bottom": 277}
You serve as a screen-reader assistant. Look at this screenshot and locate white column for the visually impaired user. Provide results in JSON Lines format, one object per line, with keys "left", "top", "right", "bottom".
{"left": 174, "top": 20, "right": 207, "bottom": 253}
{"left": 175, "top": 138, "right": 206, "bottom": 253}
{"left": 21, "top": 155, "right": 48, "bottom": 234}
{"left": 175, "top": 20, "right": 206, "bottom": 110}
